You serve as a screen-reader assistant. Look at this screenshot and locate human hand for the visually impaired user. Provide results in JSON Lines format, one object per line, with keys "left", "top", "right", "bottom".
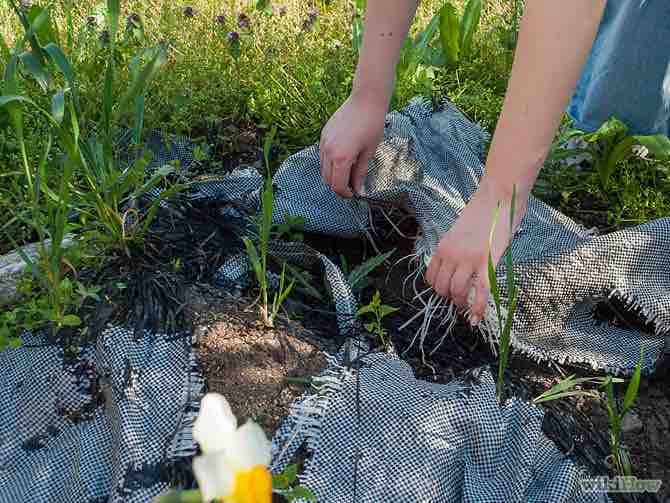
{"left": 425, "top": 179, "right": 527, "bottom": 326}
{"left": 319, "top": 93, "right": 387, "bottom": 197}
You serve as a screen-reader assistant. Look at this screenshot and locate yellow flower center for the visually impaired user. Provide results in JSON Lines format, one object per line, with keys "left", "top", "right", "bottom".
{"left": 227, "top": 465, "right": 272, "bottom": 503}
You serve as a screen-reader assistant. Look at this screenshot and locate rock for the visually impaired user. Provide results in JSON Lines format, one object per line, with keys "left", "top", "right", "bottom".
{"left": 622, "top": 411, "right": 644, "bottom": 433}
{"left": 0, "top": 235, "right": 74, "bottom": 306}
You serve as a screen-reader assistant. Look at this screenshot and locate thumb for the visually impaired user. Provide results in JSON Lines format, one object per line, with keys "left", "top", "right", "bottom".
{"left": 352, "top": 148, "right": 374, "bottom": 195}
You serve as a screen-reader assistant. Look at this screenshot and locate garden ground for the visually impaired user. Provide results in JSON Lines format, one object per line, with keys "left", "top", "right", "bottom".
{"left": 1, "top": 1, "right": 669, "bottom": 501}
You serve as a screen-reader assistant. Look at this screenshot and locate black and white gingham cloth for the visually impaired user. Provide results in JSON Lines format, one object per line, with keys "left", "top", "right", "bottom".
{"left": 0, "top": 327, "right": 202, "bottom": 503}
{"left": 2, "top": 98, "right": 666, "bottom": 503}
{"left": 271, "top": 351, "right": 610, "bottom": 503}
{"left": 269, "top": 97, "right": 669, "bottom": 375}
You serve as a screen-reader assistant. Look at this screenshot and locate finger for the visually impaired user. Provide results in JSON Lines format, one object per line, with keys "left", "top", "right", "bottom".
{"left": 319, "top": 137, "right": 328, "bottom": 179}
{"left": 469, "top": 269, "right": 489, "bottom": 326}
{"left": 351, "top": 149, "right": 373, "bottom": 195}
{"left": 433, "top": 260, "right": 456, "bottom": 298}
{"left": 331, "top": 156, "right": 354, "bottom": 198}
{"left": 320, "top": 145, "right": 333, "bottom": 188}
{"left": 425, "top": 253, "right": 441, "bottom": 287}
{"left": 449, "top": 266, "right": 476, "bottom": 309}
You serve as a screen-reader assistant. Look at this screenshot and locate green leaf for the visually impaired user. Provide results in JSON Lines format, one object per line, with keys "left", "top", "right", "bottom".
{"left": 533, "top": 374, "right": 610, "bottom": 403}
{"left": 44, "top": 43, "right": 81, "bottom": 117}
{"left": 256, "top": 0, "right": 273, "bottom": 15}
{"left": 347, "top": 249, "right": 394, "bottom": 291}
{"left": 459, "top": 0, "right": 481, "bottom": 59}
{"left": 351, "top": 15, "right": 364, "bottom": 56}
{"left": 285, "top": 264, "right": 324, "bottom": 301}
{"left": 439, "top": 2, "right": 460, "bottom": 67}
{"left": 534, "top": 390, "right": 601, "bottom": 404}
{"left": 273, "top": 464, "right": 298, "bottom": 489}
{"left": 18, "top": 50, "right": 51, "bottom": 91}
{"left": 364, "top": 322, "right": 377, "bottom": 333}
{"left": 107, "top": 0, "right": 121, "bottom": 42}
{"left": 633, "top": 134, "right": 670, "bottom": 160}
{"left": 228, "top": 37, "right": 241, "bottom": 59}
{"left": 285, "top": 486, "right": 317, "bottom": 502}
{"left": 263, "top": 126, "right": 277, "bottom": 173}
{"left": 26, "top": 5, "right": 59, "bottom": 47}
{"left": 51, "top": 90, "right": 66, "bottom": 124}
{"left": 380, "top": 304, "right": 399, "bottom": 318}
{"left": 487, "top": 204, "right": 502, "bottom": 323}
{"left": 260, "top": 180, "right": 274, "bottom": 260}
{"left": 583, "top": 117, "right": 628, "bottom": 144}
{"left": 22, "top": 5, "right": 52, "bottom": 49}
{"left": 356, "top": 303, "right": 376, "bottom": 317}
{"left": 622, "top": 349, "right": 643, "bottom": 414}
{"left": 505, "top": 186, "right": 517, "bottom": 298}
{"left": 600, "top": 136, "right": 634, "bottom": 188}
{"left": 242, "top": 237, "right": 264, "bottom": 286}
{"left": 117, "top": 44, "right": 168, "bottom": 115}
{"left": 9, "top": 337, "right": 22, "bottom": 349}
{"left": 61, "top": 314, "right": 81, "bottom": 327}
{"left": 411, "top": 9, "right": 441, "bottom": 70}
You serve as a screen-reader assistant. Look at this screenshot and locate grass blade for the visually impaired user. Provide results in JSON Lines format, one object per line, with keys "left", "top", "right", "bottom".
{"left": 622, "top": 349, "right": 643, "bottom": 414}
{"left": 0, "top": 32, "right": 10, "bottom": 61}
{"left": 459, "top": 0, "right": 482, "bottom": 59}
{"left": 51, "top": 89, "right": 66, "bottom": 124}
{"left": 18, "top": 50, "right": 51, "bottom": 91}
{"left": 347, "top": 249, "right": 395, "bottom": 291}
{"left": 117, "top": 45, "right": 168, "bottom": 115}
{"left": 26, "top": 5, "right": 59, "bottom": 47}
{"left": 439, "top": 2, "right": 460, "bottom": 67}
{"left": 242, "top": 237, "right": 264, "bottom": 286}
{"left": 633, "top": 134, "right": 670, "bottom": 160}
{"left": 44, "top": 43, "right": 81, "bottom": 117}
{"left": 351, "top": 15, "right": 363, "bottom": 57}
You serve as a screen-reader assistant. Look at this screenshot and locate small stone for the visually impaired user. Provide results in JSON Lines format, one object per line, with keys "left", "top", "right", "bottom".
{"left": 621, "top": 411, "right": 643, "bottom": 433}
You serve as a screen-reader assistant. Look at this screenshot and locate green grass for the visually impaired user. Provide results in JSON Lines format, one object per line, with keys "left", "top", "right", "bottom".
{"left": 1, "top": 0, "right": 668, "bottom": 258}
{"left": 0, "top": 0, "right": 514, "bottom": 255}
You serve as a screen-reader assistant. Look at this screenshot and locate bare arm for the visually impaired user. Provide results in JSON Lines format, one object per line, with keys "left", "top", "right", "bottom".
{"left": 320, "top": 1, "right": 418, "bottom": 197}
{"left": 483, "top": 0, "right": 607, "bottom": 201}
{"left": 426, "top": 0, "right": 606, "bottom": 324}
{"left": 352, "top": 0, "right": 419, "bottom": 108}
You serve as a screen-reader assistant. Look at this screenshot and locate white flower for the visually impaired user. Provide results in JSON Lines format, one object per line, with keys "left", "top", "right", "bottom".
{"left": 192, "top": 393, "right": 272, "bottom": 503}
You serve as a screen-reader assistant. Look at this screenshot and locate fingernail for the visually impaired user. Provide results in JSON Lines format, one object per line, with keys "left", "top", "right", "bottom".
{"left": 470, "top": 315, "right": 480, "bottom": 327}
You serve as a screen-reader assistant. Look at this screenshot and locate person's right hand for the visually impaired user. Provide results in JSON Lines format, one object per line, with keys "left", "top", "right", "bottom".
{"left": 319, "top": 93, "right": 387, "bottom": 198}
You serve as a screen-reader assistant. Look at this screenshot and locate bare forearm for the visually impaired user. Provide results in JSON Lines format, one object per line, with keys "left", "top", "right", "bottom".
{"left": 352, "top": 0, "right": 419, "bottom": 107}
{"left": 485, "top": 0, "right": 606, "bottom": 197}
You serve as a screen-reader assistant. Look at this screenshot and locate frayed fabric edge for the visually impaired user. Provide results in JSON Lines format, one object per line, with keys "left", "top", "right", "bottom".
{"left": 269, "top": 351, "right": 352, "bottom": 477}
{"left": 405, "top": 260, "right": 663, "bottom": 377}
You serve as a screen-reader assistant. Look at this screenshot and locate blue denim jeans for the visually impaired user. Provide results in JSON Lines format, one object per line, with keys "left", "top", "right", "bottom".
{"left": 567, "top": 0, "right": 670, "bottom": 135}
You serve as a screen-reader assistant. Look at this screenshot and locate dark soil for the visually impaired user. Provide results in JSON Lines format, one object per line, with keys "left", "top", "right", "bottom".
{"left": 187, "top": 118, "right": 265, "bottom": 175}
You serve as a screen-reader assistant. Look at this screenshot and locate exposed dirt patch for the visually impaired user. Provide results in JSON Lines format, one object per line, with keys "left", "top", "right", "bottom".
{"left": 185, "top": 285, "right": 336, "bottom": 434}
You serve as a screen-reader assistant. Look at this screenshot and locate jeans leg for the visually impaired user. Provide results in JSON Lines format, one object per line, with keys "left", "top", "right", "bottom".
{"left": 567, "top": 0, "right": 670, "bottom": 136}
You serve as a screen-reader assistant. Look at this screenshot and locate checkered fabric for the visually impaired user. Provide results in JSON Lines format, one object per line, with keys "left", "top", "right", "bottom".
{"left": 271, "top": 351, "right": 610, "bottom": 503}
{"left": 2, "top": 97, "right": 666, "bottom": 502}
{"left": 270, "top": 97, "right": 669, "bottom": 375}
{"left": 0, "top": 327, "right": 202, "bottom": 503}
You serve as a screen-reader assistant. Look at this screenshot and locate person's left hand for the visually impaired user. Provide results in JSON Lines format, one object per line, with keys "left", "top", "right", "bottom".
{"left": 425, "top": 178, "right": 527, "bottom": 325}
